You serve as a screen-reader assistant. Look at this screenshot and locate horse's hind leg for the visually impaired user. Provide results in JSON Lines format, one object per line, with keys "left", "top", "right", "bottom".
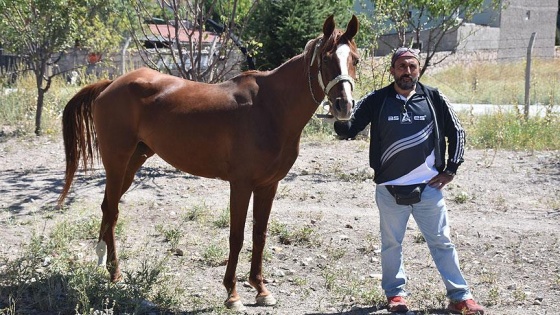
{"left": 120, "top": 142, "right": 154, "bottom": 193}
{"left": 250, "top": 182, "right": 278, "bottom": 306}
{"left": 98, "top": 142, "right": 154, "bottom": 282}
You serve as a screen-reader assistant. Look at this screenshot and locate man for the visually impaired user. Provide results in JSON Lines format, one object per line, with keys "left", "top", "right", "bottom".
{"left": 334, "top": 47, "right": 484, "bottom": 314}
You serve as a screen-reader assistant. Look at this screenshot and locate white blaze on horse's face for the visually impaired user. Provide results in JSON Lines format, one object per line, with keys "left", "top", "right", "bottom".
{"left": 328, "top": 43, "right": 354, "bottom": 120}
{"left": 336, "top": 43, "right": 354, "bottom": 105}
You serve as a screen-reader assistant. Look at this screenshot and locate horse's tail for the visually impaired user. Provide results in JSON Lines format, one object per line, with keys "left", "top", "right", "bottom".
{"left": 57, "top": 79, "right": 113, "bottom": 207}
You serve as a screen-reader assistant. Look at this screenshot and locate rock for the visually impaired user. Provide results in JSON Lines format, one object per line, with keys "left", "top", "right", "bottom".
{"left": 533, "top": 299, "right": 542, "bottom": 305}
{"left": 42, "top": 256, "right": 52, "bottom": 267}
{"left": 535, "top": 296, "right": 544, "bottom": 302}
{"left": 369, "top": 273, "right": 383, "bottom": 280}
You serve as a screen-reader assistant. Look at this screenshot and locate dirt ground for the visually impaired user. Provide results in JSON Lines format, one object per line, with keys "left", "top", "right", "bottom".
{"left": 0, "top": 134, "right": 559, "bottom": 314}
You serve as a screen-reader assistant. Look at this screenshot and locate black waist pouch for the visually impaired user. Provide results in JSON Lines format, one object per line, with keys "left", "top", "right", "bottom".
{"left": 386, "top": 184, "right": 427, "bottom": 205}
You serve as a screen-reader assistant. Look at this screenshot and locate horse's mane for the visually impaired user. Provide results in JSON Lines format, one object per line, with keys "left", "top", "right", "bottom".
{"left": 236, "top": 29, "right": 354, "bottom": 80}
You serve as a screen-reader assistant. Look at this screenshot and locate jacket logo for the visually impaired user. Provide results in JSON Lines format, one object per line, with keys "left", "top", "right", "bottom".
{"left": 388, "top": 115, "right": 427, "bottom": 122}
{"left": 400, "top": 112, "right": 412, "bottom": 124}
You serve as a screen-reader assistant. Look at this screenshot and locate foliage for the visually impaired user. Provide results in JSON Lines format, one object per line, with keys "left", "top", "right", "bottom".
{"left": 245, "top": 0, "right": 354, "bottom": 70}
{"left": 204, "top": 0, "right": 256, "bottom": 27}
{"left": 358, "top": 0, "right": 501, "bottom": 76}
{"left": 126, "top": 0, "right": 257, "bottom": 82}
{"left": 0, "top": 0, "right": 129, "bottom": 135}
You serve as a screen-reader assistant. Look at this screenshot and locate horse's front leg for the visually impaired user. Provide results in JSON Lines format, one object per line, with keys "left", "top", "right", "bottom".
{"left": 250, "top": 182, "right": 278, "bottom": 306}
{"left": 223, "top": 182, "right": 252, "bottom": 310}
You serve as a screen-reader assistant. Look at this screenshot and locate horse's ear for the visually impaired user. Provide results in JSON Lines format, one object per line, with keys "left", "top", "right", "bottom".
{"left": 323, "top": 15, "right": 335, "bottom": 38}
{"left": 343, "top": 15, "right": 359, "bottom": 40}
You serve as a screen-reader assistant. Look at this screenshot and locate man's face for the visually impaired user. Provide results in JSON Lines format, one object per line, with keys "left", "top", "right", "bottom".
{"left": 390, "top": 57, "right": 420, "bottom": 91}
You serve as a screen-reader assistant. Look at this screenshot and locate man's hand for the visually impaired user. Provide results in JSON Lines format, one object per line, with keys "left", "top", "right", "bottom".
{"left": 333, "top": 120, "right": 352, "bottom": 139}
{"left": 428, "top": 172, "right": 454, "bottom": 190}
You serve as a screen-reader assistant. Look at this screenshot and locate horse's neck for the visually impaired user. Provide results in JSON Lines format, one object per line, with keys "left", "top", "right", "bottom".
{"left": 261, "top": 53, "right": 322, "bottom": 132}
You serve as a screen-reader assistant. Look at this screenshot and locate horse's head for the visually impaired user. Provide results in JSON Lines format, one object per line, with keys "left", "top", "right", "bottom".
{"left": 310, "top": 15, "right": 359, "bottom": 121}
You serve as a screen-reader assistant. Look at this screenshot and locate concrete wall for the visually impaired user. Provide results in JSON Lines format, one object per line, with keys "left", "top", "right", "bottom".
{"left": 374, "top": 24, "right": 500, "bottom": 56}
{"left": 470, "top": 0, "right": 502, "bottom": 27}
{"left": 497, "top": 0, "right": 558, "bottom": 60}
{"left": 457, "top": 23, "right": 501, "bottom": 51}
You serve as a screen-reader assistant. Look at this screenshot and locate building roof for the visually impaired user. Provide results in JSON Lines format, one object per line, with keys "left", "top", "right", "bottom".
{"left": 146, "top": 23, "right": 219, "bottom": 44}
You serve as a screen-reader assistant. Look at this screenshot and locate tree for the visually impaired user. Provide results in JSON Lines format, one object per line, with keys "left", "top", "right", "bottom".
{"left": 245, "top": 0, "right": 354, "bottom": 70}
{"left": 360, "top": 0, "right": 501, "bottom": 76}
{"left": 0, "top": 0, "right": 128, "bottom": 135}
{"left": 127, "top": 0, "right": 258, "bottom": 82}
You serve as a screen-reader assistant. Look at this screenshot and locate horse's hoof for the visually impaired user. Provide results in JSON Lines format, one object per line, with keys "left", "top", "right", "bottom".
{"left": 256, "top": 294, "right": 277, "bottom": 306}
{"left": 225, "top": 299, "right": 246, "bottom": 312}
{"left": 110, "top": 274, "right": 123, "bottom": 283}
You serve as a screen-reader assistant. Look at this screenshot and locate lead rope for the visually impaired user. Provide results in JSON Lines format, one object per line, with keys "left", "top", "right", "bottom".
{"left": 308, "top": 39, "right": 325, "bottom": 106}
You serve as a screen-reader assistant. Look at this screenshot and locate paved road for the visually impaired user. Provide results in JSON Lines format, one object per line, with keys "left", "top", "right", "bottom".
{"left": 453, "top": 103, "right": 559, "bottom": 117}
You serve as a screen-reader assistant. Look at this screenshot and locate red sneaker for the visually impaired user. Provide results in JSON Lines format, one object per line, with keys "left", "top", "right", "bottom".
{"left": 447, "top": 299, "right": 485, "bottom": 314}
{"left": 387, "top": 296, "right": 409, "bottom": 312}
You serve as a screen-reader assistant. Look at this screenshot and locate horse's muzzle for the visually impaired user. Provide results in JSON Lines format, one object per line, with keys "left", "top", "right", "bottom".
{"left": 333, "top": 97, "right": 354, "bottom": 121}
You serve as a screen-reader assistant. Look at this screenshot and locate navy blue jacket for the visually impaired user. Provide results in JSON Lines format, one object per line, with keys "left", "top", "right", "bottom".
{"left": 334, "top": 82, "right": 465, "bottom": 184}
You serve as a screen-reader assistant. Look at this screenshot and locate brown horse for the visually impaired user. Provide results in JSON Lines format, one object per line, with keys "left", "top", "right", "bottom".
{"left": 58, "top": 15, "right": 359, "bottom": 310}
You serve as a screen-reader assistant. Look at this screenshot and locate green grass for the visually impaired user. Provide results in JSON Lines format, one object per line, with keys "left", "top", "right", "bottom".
{"left": 0, "top": 74, "right": 80, "bottom": 135}
{"left": 0, "top": 222, "right": 182, "bottom": 314}
{"left": 155, "top": 224, "right": 184, "bottom": 250}
{"left": 183, "top": 202, "right": 211, "bottom": 222}
{"left": 421, "top": 58, "right": 560, "bottom": 106}
{"left": 213, "top": 206, "right": 230, "bottom": 228}
{"left": 202, "top": 242, "right": 228, "bottom": 267}
{"left": 320, "top": 267, "right": 385, "bottom": 309}
{"left": 268, "top": 219, "right": 318, "bottom": 246}
{"left": 458, "top": 110, "right": 560, "bottom": 150}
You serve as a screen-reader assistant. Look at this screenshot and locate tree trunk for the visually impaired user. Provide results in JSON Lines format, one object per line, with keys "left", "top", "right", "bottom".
{"left": 34, "top": 67, "right": 45, "bottom": 136}
{"left": 34, "top": 89, "right": 45, "bottom": 136}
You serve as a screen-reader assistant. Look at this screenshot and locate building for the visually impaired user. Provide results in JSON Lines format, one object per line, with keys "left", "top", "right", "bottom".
{"left": 356, "top": 0, "right": 558, "bottom": 61}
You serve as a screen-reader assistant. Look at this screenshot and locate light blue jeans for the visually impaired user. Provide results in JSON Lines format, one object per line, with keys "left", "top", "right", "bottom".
{"left": 375, "top": 184, "right": 473, "bottom": 301}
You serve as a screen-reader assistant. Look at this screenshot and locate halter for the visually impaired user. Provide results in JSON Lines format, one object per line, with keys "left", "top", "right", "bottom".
{"left": 308, "top": 38, "right": 355, "bottom": 106}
